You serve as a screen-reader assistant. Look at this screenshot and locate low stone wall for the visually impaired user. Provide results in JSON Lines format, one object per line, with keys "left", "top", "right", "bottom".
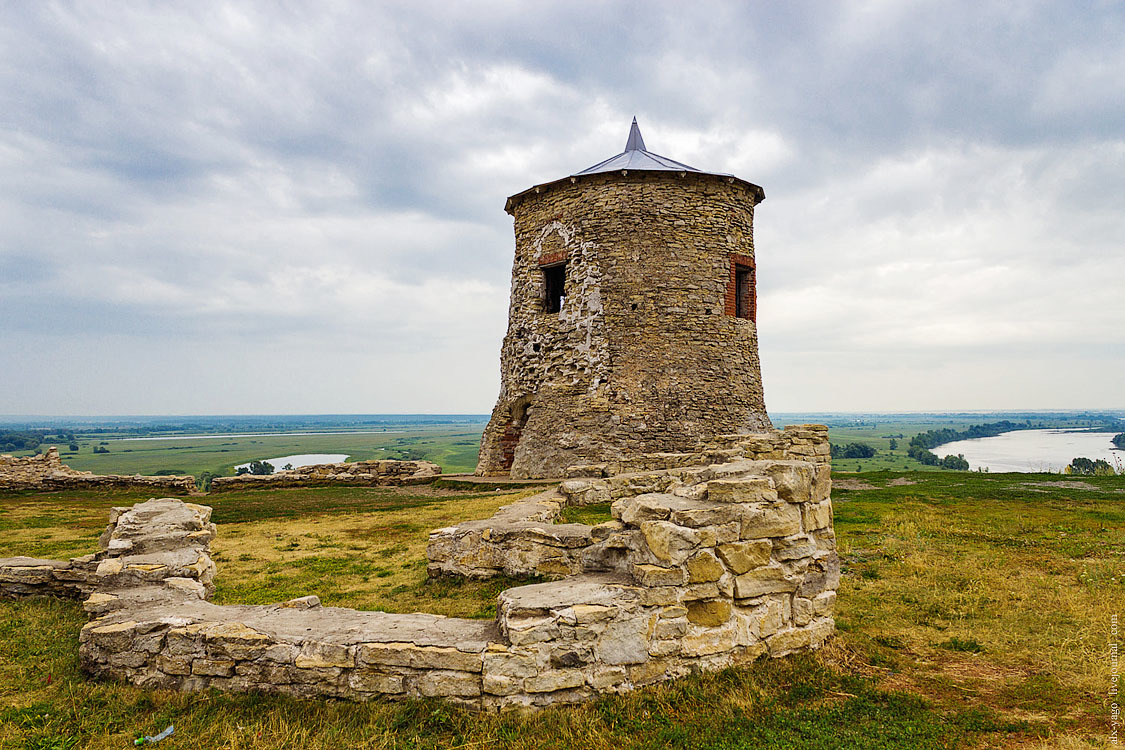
{"left": 1, "top": 498, "right": 215, "bottom": 601}
{"left": 1, "top": 425, "right": 837, "bottom": 711}
{"left": 427, "top": 489, "right": 603, "bottom": 578}
{"left": 0, "top": 448, "right": 195, "bottom": 493}
{"left": 209, "top": 459, "right": 441, "bottom": 492}
{"left": 428, "top": 425, "right": 830, "bottom": 579}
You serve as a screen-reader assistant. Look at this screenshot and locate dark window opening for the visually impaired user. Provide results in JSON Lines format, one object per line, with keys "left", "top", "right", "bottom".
{"left": 735, "top": 265, "right": 755, "bottom": 321}
{"left": 498, "top": 396, "right": 532, "bottom": 472}
{"left": 542, "top": 263, "right": 566, "bottom": 313}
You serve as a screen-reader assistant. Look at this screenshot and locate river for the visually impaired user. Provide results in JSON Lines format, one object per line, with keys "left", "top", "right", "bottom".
{"left": 235, "top": 453, "right": 350, "bottom": 471}
{"left": 934, "top": 429, "right": 1124, "bottom": 473}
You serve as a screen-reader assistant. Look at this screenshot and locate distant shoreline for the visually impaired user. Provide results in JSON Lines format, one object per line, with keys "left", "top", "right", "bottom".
{"left": 112, "top": 430, "right": 407, "bottom": 442}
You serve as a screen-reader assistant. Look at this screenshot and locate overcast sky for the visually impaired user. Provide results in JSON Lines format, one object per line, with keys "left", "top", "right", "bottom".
{"left": 1, "top": 1, "right": 1123, "bottom": 416}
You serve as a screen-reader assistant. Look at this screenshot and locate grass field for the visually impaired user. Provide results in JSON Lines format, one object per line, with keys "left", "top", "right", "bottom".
{"left": 8, "top": 412, "right": 1121, "bottom": 478}
{"left": 1, "top": 471, "right": 1121, "bottom": 748}
{"left": 37, "top": 426, "right": 487, "bottom": 478}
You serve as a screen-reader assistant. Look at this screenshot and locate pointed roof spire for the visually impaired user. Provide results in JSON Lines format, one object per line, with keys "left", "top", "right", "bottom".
{"left": 574, "top": 117, "right": 702, "bottom": 176}
{"left": 625, "top": 116, "right": 646, "bottom": 152}
{"left": 505, "top": 117, "right": 765, "bottom": 213}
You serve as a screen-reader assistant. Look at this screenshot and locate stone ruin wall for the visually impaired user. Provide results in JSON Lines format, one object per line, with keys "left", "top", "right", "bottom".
{"left": 477, "top": 172, "right": 771, "bottom": 480}
{"left": 209, "top": 459, "right": 441, "bottom": 492}
{"left": 1, "top": 425, "right": 835, "bottom": 711}
{"left": 0, "top": 449, "right": 439, "bottom": 494}
{"left": 430, "top": 425, "right": 830, "bottom": 580}
{"left": 0, "top": 447, "right": 195, "bottom": 493}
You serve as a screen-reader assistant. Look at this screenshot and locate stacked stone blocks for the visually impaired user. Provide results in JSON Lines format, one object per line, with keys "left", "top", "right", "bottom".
{"left": 209, "top": 459, "right": 441, "bottom": 492}
{"left": 0, "top": 447, "right": 195, "bottom": 493}
{"left": 478, "top": 172, "right": 772, "bottom": 479}
{"left": 1, "top": 426, "right": 836, "bottom": 710}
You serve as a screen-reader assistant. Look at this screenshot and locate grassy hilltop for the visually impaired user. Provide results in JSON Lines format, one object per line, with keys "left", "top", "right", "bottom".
{"left": 2, "top": 471, "right": 1121, "bottom": 749}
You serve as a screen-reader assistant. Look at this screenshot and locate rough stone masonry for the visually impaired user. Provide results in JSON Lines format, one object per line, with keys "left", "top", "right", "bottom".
{"left": 0, "top": 447, "right": 195, "bottom": 493}
{"left": 1, "top": 426, "right": 837, "bottom": 711}
{"left": 477, "top": 121, "right": 771, "bottom": 478}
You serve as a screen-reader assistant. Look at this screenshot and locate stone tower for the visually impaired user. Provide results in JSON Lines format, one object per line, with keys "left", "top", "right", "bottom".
{"left": 477, "top": 119, "right": 771, "bottom": 478}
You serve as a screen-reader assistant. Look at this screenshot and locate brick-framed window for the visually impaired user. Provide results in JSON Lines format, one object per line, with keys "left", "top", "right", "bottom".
{"left": 725, "top": 253, "right": 756, "bottom": 321}
{"left": 539, "top": 253, "right": 567, "bottom": 314}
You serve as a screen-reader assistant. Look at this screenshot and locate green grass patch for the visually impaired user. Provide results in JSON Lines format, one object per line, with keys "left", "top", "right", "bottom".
{"left": 559, "top": 502, "right": 614, "bottom": 525}
{"left": 2, "top": 469, "right": 1121, "bottom": 747}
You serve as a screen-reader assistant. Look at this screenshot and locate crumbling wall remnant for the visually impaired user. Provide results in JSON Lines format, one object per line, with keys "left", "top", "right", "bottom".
{"left": 0, "top": 448, "right": 196, "bottom": 493}
{"left": 2, "top": 426, "right": 835, "bottom": 711}
{"left": 209, "top": 459, "right": 441, "bottom": 492}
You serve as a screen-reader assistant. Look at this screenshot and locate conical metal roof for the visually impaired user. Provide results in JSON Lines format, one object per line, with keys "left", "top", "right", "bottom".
{"left": 574, "top": 117, "right": 712, "bottom": 176}
{"left": 505, "top": 118, "right": 764, "bottom": 213}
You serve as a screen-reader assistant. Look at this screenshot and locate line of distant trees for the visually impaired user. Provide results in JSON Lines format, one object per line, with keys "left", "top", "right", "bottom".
{"left": 830, "top": 443, "right": 876, "bottom": 459}
{"left": 909, "top": 420, "right": 1032, "bottom": 451}
{"left": 904, "top": 420, "right": 1033, "bottom": 471}
{"left": 0, "top": 430, "right": 47, "bottom": 452}
{"left": 1066, "top": 457, "right": 1119, "bottom": 476}
{"left": 1, "top": 429, "right": 84, "bottom": 453}
{"left": 1113, "top": 433, "right": 1125, "bottom": 449}
{"left": 905, "top": 446, "right": 970, "bottom": 469}
{"left": 235, "top": 460, "right": 275, "bottom": 476}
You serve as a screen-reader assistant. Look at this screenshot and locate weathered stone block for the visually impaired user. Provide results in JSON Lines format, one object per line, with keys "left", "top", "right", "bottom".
{"left": 482, "top": 651, "right": 538, "bottom": 678}
{"left": 685, "top": 551, "right": 724, "bottom": 583}
{"left": 716, "top": 540, "right": 772, "bottom": 574}
{"left": 107, "top": 651, "right": 148, "bottom": 668}
{"left": 653, "top": 618, "right": 688, "bottom": 639}
{"left": 588, "top": 667, "right": 627, "bottom": 690}
{"left": 348, "top": 670, "right": 405, "bottom": 694}
{"left": 418, "top": 670, "right": 481, "bottom": 697}
{"left": 696, "top": 522, "right": 741, "bottom": 547}
{"left": 793, "top": 597, "right": 815, "bottom": 627}
{"left": 205, "top": 622, "right": 271, "bottom": 660}
{"left": 796, "top": 553, "right": 840, "bottom": 598}
{"left": 766, "top": 619, "right": 834, "bottom": 656}
{"left": 598, "top": 618, "right": 649, "bottom": 665}
{"left": 772, "top": 535, "right": 816, "bottom": 561}
{"left": 639, "top": 521, "right": 700, "bottom": 564}
{"left": 669, "top": 503, "right": 743, "bottom": 529}
{"left": 758, "top": 462, "right": 816, "bottom": 503}
{"left": 85, "top": 620, "right": 138, "bottom": 651}
{"left": 570, "top": 604, "right": 617, "bottom": 623}
{"left": 682, "top": 628, "right": 734, "bottom": 657}
{"left": 525, "top": 669, "right": 586, "bottom": 693}
{"left": 295, "top": 642, "right": 354, "bottom": 669}
{"left": 740, "top": 504, "right": 801, "bottom": 539}
{"left": 685, "top": 600, "right": 731, "bottom": 627}
{"left": 156, "top": 654, "right": 192, "bottom": 676}
{"left": 357, "top": 643, "right": 483, "bottom": 673}
{"left": 802, "top": 500, "right": 833, "bottom": 532}
{"left": 192, "top": 658, "right": 235, "bottom": 677}
{"left": 706, "top": 478, "right": 777, "bottom": 504}
{"left": 482, "top": 674, "right": 522, "bottom": 695}
{"left": 734, "top": 566, "right": 797, "bottom": 599}
{"left": 756, "top": 595, "right": 792, "bottom": 638}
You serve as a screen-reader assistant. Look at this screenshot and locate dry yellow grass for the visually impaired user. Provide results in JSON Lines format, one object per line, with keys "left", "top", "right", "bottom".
{"left": 209, "top": 487, "right": 538, "bottom": 616}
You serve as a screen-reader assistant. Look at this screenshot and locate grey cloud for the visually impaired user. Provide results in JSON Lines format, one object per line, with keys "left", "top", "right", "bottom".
{"left": 1, "top": 1, "right": 1122, "bottom": 413}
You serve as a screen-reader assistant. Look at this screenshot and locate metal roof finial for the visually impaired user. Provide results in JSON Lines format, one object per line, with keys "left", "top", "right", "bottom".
{"left": 625, "top": 116, "right": 646, "bottom": 152}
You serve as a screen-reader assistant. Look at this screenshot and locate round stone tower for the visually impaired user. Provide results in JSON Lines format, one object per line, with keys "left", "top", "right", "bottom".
{"left": 476, "top": 119, "right": 771, "bottom": 478}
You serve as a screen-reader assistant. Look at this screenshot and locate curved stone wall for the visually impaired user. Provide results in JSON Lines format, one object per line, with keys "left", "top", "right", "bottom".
{"left": 478, "top": 171, "right": 771, "bottom": 479}
{"left": 1, "top": 426, "right": 836, "bottom": 711}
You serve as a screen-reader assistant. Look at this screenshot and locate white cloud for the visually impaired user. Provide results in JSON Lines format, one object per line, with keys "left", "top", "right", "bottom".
{"left": 1, "top": 0, "right": 1123, "bottom": 414}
